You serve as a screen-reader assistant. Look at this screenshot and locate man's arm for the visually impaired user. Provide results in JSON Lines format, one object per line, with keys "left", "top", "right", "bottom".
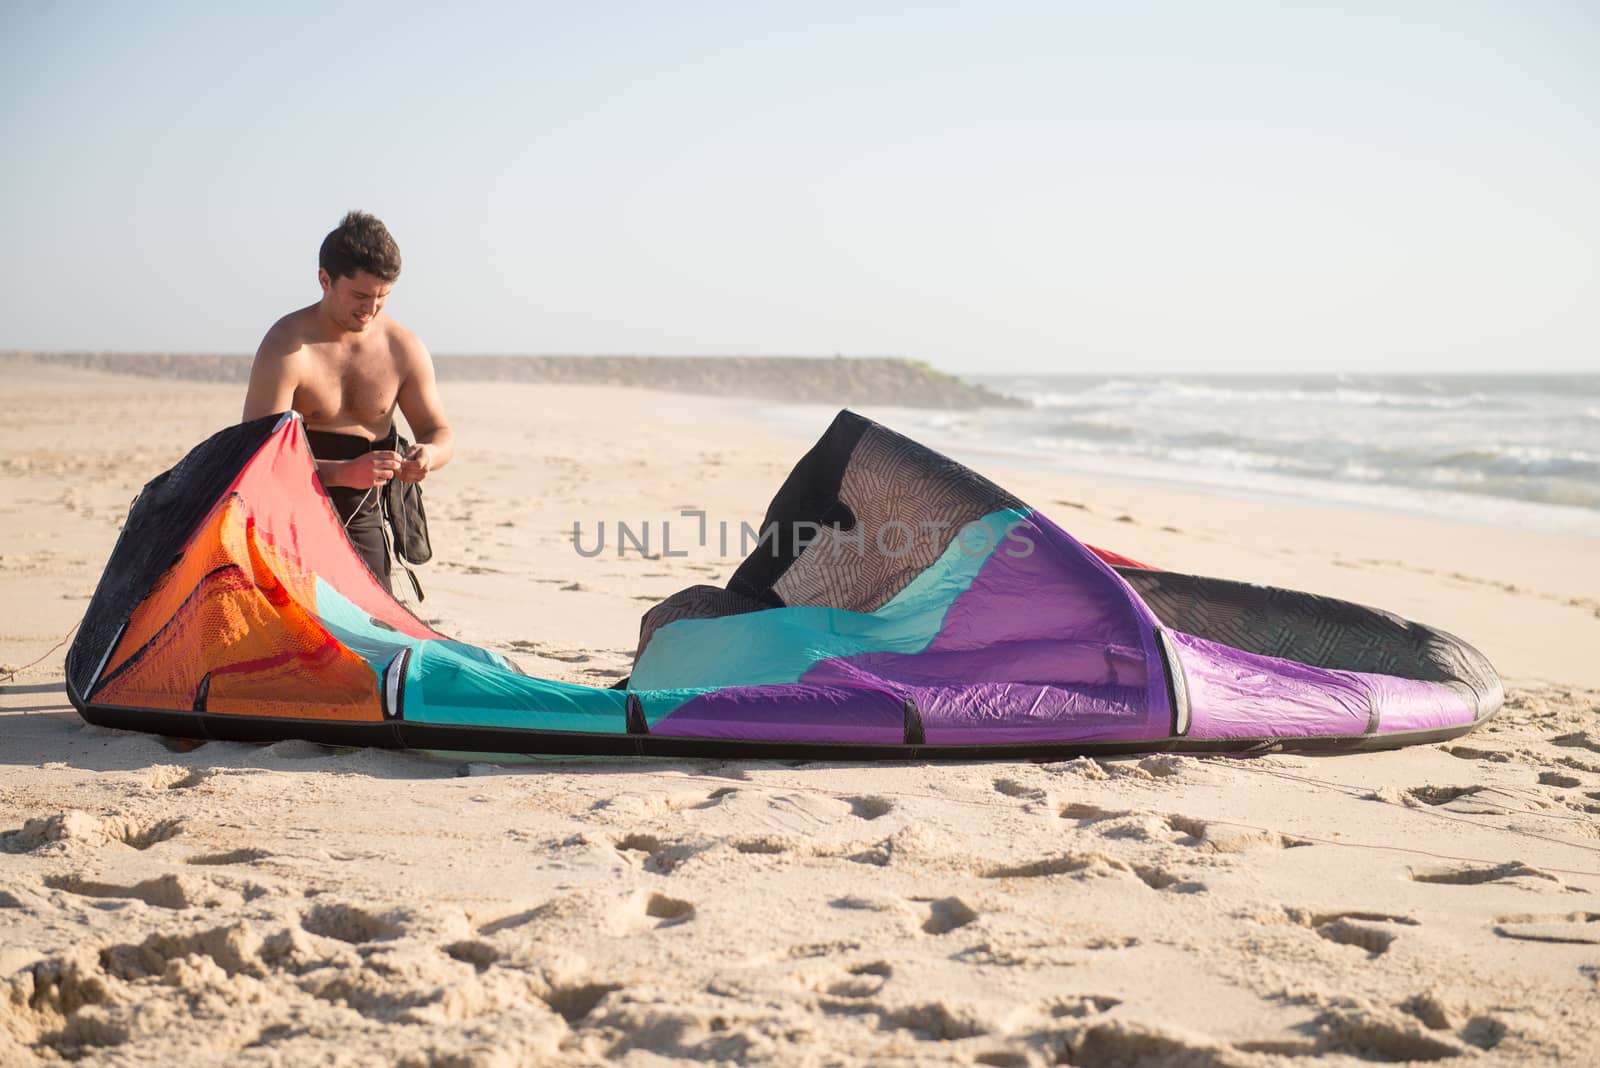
{"left": 395, "top": 334, "right": 454, "bottom": 483}
{"left": 241, "top": 322, "right": 301, "bottom": 423}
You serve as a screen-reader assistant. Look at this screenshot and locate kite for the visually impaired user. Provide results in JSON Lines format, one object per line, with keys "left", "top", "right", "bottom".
{"left": 65, "top": 411, "right": 1502, "bottom": 757}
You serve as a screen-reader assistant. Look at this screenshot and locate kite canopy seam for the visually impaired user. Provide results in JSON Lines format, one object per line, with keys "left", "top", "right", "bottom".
{"left": 65, "top": 410, "right": 1502, "bottom": 757}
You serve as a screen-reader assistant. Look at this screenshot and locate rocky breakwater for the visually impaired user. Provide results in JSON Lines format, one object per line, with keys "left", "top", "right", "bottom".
{"left": 14, "top": 353, "right": 1021, "bottom": 410}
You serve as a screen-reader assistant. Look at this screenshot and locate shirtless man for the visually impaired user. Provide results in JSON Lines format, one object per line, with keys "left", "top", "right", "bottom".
{"left": 242, "top": 211, "right": 454, "bottom": 593}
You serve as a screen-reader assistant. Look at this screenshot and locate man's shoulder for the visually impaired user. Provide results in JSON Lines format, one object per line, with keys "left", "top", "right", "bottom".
{"left": 255, "top": 306, "right": 319, "bottom": 362}
{"left": 381, "top": 318, "right": 433, "bottom": 365}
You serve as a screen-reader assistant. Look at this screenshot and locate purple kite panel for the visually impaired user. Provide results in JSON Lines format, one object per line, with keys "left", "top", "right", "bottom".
{"left": 1366, "top": 674, "right": 1477, "bottom": 733}
{"left": 913, "top": 683, "right": 1163, "bottom": 744}
{"left": 927, "top": 514, "right": 1156, "bottom": 654}
{"left": 650, "top": 684, "right": 905, "bottom": 744}
{"left": 1171, "top": 631, "right": 1373, "bottom": 741}
{"left": 803, "top": 650, "right": 1161, "bottom": 745}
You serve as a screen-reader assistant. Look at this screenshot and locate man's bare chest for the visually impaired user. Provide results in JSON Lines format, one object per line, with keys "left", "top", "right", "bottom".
{"left": 293, "top": 349, "right": 401, "bottom": 436}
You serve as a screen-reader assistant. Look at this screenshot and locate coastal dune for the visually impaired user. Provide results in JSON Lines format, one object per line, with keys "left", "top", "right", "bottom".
{"left": 2, "top": 355, "right": 1597, "bottom": 1066}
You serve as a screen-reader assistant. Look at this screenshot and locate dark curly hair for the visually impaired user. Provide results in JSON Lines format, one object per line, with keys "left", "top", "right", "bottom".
{"left": 318, "top": 211, "right": 402, "bottom": 282}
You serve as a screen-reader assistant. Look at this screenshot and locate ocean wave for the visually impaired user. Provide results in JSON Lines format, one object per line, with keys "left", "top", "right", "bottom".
{"left": 958, "top": 373, "right": 1600, "bottom": 524}
{"left": 1432, "top": 446, "right": 1600, "bottom": 479}
{"left": 992, "top": 374, "right": 1600, "bottom": 415}
{"left": 1043, "top": 417, "right": 1137, "bottom": 442}
{"left": 1026, "top": 381, "right": 1156, "bottom": 408}
{"left": 1149, "top": 381, "right": 1497, "bottom": 412}
{"left": 1016, "top": 433, "right": 1599, "bottom": 512}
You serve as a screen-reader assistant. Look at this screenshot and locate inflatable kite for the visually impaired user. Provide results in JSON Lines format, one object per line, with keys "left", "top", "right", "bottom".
{"left": 65, "top": 411, "right": 1502, "bottom": 757}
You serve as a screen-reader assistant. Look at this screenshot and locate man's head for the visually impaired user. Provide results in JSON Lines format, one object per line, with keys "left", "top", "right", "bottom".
{"left": 319, "top": 210, "right": 401, "bottom": 283}
{"left": 317, "top": 211, "right": 401, "bottom": 332}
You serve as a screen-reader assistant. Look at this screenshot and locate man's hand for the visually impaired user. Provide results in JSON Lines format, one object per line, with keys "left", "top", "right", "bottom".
{"left": 398, "top": 443, "right": 436, "bottom": 483}
{"left": 325, "top": 451, "right": 404, "bottom": 490}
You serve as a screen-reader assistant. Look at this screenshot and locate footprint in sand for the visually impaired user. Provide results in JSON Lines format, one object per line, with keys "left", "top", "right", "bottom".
{"left": 1048, "top": 994, "right": 1122, "bottom": 1018}
{"left": 185, "top": 847, "right": 272, "bottom": 866}
{"left": 1538, "top": 771, "right": 1583, "bottom": 788}
{"left": 591, "top": 787, "right": 721, "bottom": 820}
{"left": 1552, "top": 732, "right": 1600, "bottom": 754}
{"left": 1311, "top": 917, "right": 1412, "bottom": 957}
{"left": 825, "top": 960, "right": 891, "bottom": 999}
{"left": 43, "top": 872, "right": 235, "bottom": 911}
{"left": 1408, "top": 861, "right": 1564, "bottom": 889}
{"left": 1442, "top": 744, "right": 1513, "bottom": 763}
{"left": 829, "top": 894, "right": 903, "bottom": 914}
{"left": 1310, "top": 1009, "right": 1470, "bottom": 1061}
{"left": 992, "top": 777, "right": 1045, "bottom": 800}
{"left": 613, "top": 890, "right": 694, "bottom": 931}
{"left": 973, "top": 1053, "right": 1032, "bottom": 1068}
{"left": 2, "top": 811, "right": 185, "bottom": 853}
{"left": 441, "top": 939, "right": 501, "bottom": 972}
{"left": 1403, "top": 784, "right": 1509, "bottom": 814}
{"left": 1130, "top": 865, "right": 1207, "bottom": 893}
{"left": 919, "top": 897, "right": 979, "bottom": 935}
{"left": 612, "top": 832, "right": 705, "bottom": 874}
{"left": 1056, "top": 1021, "right": 1243, "bottom": 1067}
{"left": 1492, "top": 911, "right": 1600, "bottom": 944}
{"left": 541, "top": 980, "right": 626, "bottom": 1023}
{"left": 477, "top": 904, "right": 550, "bottom": 936}
{"left": 146, "top": 766, "right": 213, "bottom": 791}
{"left": 300, "top": 901, "right": 404, "bottom": 943}
{"left": 981, "top": 855, "right": 1101, "bottom": 879}
{"left": 981, "top": 848, "right": 1207, "bottom": 893}
{"left": 1297, "top": 908, "right": 1420, "bottom": 929}
{"left": 1089, "top": 813, "right": 1172, "bottom": 842}
{"left": 99, "top": 920, "right": 270, "bottom": 983}
{"left": 1058, "top": 801, "right": 1131, "bottom": 822}
{"left": 692, "top": 786, "right": 740, "bottom": 809}
{"left": 731, "top": 835, "right": 792, "bottom": 856}
{"left": 784, "top": 940, "right": 866, "bottom": 961}
{"left": 1167, "top": 814, "right": 1309, "bottom": 852}
{"left": 822, "top": 994, "right": 988, "bottom": 1041}
{"left": 846, "top": 796, "right": 894, "bottom": 820}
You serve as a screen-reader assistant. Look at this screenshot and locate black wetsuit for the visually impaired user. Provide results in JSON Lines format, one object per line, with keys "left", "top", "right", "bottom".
{"left": 305, "top": 427, "right": 396, "bottom": 594}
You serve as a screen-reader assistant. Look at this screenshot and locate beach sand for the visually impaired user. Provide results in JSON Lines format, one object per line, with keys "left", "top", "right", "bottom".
{"left": 2, "top": 358, "right": 1598, "bottom": 1066}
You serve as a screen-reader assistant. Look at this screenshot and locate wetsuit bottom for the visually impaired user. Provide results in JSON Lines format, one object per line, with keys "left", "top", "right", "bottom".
{"left": 305, "top": 427, "right": 396, "bottom": 595}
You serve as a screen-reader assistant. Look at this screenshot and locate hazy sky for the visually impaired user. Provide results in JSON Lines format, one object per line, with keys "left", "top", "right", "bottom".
{"left": 3, "top": 1, "right": 1595, "bottom": 373}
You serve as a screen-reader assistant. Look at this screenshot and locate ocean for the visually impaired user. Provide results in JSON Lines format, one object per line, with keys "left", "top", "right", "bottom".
{"left": 832, "top": 374, "right": 1600, "bottom": 538}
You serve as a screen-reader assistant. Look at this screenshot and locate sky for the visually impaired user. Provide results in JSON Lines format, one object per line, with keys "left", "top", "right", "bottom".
{"left": 2, "top": 1, "right": 1596, "bottom": 374}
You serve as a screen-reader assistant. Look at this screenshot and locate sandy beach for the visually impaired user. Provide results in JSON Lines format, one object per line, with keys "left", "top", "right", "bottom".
{"left": 2, "top": 356, "right": 1598, "bottom": 1066}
